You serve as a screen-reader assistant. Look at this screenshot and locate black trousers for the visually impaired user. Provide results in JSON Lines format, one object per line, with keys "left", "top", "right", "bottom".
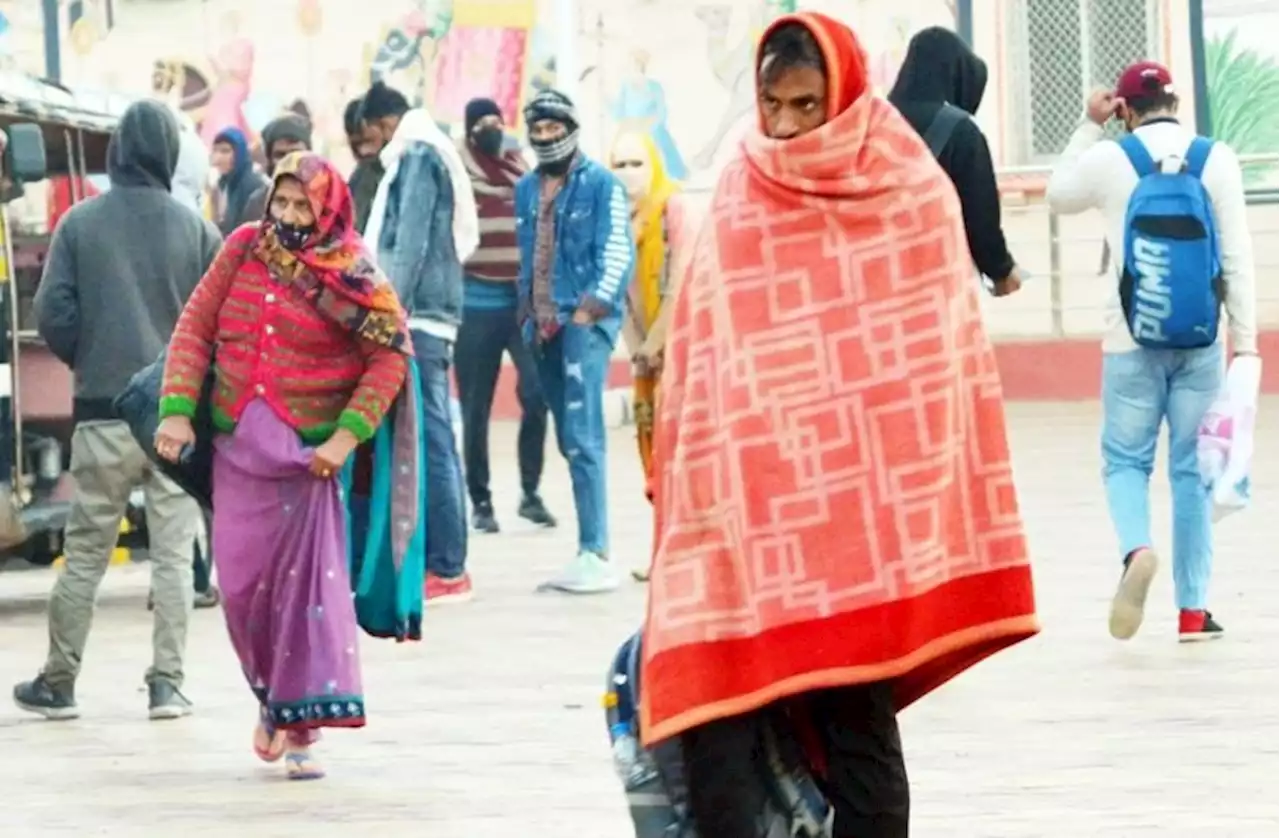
{"left": 682, "top": 682, "right": 909, "bottom": 837}
{"left": 453, "top": 306, "right": 548, "bottom": 507}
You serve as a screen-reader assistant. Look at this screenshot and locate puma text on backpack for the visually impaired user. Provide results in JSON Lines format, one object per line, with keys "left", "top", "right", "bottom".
{"left": 1117, "top": 134, "right": 1224, "bottom": 349}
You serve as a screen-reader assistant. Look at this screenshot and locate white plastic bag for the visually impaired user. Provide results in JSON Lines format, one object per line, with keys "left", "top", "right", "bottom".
{"left": 1196, "top": 355, "right": 1262, "bottom": 521}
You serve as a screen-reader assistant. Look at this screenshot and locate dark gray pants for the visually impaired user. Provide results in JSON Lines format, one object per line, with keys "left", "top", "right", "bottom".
{"left": 454, "top": 306, "right": 547, "bottom": 506}
{"left": 681, "top": 682, "right": 909, "bottom": 837}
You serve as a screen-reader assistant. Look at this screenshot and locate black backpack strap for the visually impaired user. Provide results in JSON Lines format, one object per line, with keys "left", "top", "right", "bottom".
{"left": 922, "top": 103, "right": 968, "bottom": 158}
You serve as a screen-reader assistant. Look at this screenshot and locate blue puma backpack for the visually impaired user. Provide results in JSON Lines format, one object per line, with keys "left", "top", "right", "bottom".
{"left": 1117, "top": 134, "right": 1224, "bottom": 349}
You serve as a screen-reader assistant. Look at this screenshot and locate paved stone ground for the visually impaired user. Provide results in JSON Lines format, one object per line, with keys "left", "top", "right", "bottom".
{"left": 0, "top": 401, "right": 1276, "bottom": 837}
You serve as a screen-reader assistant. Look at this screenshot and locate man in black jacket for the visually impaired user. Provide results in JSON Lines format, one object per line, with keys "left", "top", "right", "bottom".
{"left": 890, "top": 27, "right": 1025, "bottom": 297}
{"left": 344, "top": 96, "right": 385, "bottom": 234}
{"left": 13, "top": 101, "right": 221, "bottom": 723}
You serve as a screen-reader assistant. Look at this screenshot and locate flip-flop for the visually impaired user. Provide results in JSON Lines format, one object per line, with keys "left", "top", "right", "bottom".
{"left": 252, "top": 710, "right": 286, "bottom": 763}
{"left": 285, "top": 750, "right": 325, "bottom": 781}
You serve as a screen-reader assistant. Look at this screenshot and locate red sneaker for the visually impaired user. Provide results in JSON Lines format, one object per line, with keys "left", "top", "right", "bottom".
{"left": 425, "top": 572, "right": 474, "bottom": 605}
{"left": 1178, "top": 609, "right": 1224, "bottom": 643}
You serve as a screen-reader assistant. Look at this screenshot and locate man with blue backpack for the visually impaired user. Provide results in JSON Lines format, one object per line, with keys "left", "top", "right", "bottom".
{"left": 1047, "top": 61, "right": 1257, "bottom": 643}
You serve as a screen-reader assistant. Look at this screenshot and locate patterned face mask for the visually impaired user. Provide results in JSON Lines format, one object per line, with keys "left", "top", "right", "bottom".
{"left": 273, "top": 218, "right": 313, "bottom": 251}
{"left": 530, "top": 127, "right": 580, "bottom": 172}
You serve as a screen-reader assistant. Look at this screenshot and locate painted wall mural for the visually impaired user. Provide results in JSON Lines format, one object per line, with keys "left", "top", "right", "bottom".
{"left": 1201, "top": 0, "right": 1278, "bottom": 187}
{"left": 366, "top": 5, "right": 447, "bottom": 107}
{"left": 589, "top": 0, "right": 955, "bottom": 181}
{"left": 201, "top": 9, "right": 254, "bottom": 145}
{"left": 432, "top": 0, "right": 539, "bottom": 128}
{"left": 2, "top": 0, "right": 955, "bottom": 184}
{"left": 612, "top": 49, "right": 687, "bottom": 179}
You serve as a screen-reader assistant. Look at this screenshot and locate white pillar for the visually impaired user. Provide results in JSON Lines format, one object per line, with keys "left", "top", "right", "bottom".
{"left": 552, "top": 0, "right": 579, "bottom": 102}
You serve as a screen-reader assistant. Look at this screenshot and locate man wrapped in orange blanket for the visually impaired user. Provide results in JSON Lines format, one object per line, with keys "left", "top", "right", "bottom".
{"left": 639, "top": 13, "right": 1040, "bottom": 836}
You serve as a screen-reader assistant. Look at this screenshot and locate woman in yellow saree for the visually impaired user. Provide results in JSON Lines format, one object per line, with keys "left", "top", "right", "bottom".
{"left": 610, "top": 131, "right": 689, "bottom": 483}
{"left": 610, "top": 131, "right": 690, "bottom": 582}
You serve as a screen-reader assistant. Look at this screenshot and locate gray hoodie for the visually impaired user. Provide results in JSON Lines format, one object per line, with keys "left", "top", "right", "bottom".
{"left": 33, "top": 100, "right": 223, "bottom": 422}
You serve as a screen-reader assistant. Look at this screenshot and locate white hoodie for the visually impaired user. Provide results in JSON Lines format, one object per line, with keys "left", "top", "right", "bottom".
{"left": 168, "top": 107, "right": 209, "bottom": 216}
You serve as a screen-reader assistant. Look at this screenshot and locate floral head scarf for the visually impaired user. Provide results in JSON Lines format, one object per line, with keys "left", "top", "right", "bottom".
{"left": 254, "top": 151, "right": 410, "bottom": 353}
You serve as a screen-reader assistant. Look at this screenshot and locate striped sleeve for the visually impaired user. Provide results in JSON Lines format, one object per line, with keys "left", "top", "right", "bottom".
{"left": 592, "top": 176, "right": 635, "bottom": 306}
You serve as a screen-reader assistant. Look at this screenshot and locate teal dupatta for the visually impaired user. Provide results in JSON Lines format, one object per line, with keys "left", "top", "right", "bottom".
{"left": 341, "top": 357, "right": 426, "bottom": 642}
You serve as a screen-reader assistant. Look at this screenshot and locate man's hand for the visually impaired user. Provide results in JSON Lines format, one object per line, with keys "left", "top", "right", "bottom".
{"left": 155, "top": 416, "right": 195, "bottom": 463}
{"left": 573, "top": 296, "right": 611, "bottom": 326}
{"left": 991, "top": 272, "right": 1023, "bottom": 298}
{"left": 1086, "top": 89, "right": 1121, "bottom": 126}
{"left": 311, "top": 429, "right": 359, "bottom": 479}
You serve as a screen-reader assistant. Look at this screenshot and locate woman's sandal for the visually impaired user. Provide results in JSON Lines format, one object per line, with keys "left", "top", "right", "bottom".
{"left": 284, "top": 749, "right": 325, "bottom": 781}
{"left": 252, "top": 709, "right": 286, "bottom": 763}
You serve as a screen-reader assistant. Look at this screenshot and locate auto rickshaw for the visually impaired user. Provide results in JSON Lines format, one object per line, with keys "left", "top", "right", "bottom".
{"left": 0, "top": 72, "right": 118, "bottom": 565}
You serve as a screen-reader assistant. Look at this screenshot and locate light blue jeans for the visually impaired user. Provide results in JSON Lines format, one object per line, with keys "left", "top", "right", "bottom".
{"left": 535, "top": 323, "right": 612, "bottom": 556}
{"left": 1101, "top": 345, "right": 1222, "bottom": 610}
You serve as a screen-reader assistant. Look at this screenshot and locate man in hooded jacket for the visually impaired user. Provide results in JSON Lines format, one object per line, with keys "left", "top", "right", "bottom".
{"left": 889, "top": 27, "right": 1025, "bottom": 297}
{"left": 241, "top": 113, "right": 313, "bottom": 222}
{"left": 14, "top": 101, "right": 221, "bottom": 723}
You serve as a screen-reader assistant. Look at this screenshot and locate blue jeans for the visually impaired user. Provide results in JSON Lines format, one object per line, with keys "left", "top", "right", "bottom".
{"left": 1101, "top": 345, "right": 1222, "bottom": 609}
{"left": 536, "top": 324, "right": 611, "bottom": 555}
{"left": 412, "top": 331, "right": 468, "bottom": 579}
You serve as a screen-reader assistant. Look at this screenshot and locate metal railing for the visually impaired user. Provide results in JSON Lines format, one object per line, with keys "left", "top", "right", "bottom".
{"left": 995, "top": 152, "right": 1280, "bottom": 198}
{"left": 996, "top": 152, "right": 1277, "bottom": 336}
{"left": 678, "top": 152, "right": 1278, "bottom": 339}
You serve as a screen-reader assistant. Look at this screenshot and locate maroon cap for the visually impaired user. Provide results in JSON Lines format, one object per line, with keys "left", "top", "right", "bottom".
{"left": 1115, "top": 61, "right": 1175, "bottom": 101}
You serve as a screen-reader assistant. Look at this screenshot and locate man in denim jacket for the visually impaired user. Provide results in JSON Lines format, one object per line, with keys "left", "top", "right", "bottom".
{"left": 362, "top": 82, "right": 481, "bottom": 604}
{"left": 516, "top": 90, "right": 634, "bottom": 594}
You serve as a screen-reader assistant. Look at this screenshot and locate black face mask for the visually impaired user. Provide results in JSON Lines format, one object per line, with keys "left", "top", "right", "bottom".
{"left": 472, "top": 126, "right": 504, "bottom": 157}
{"left": 274, "top": 218, "right": 313, "bottom": 251}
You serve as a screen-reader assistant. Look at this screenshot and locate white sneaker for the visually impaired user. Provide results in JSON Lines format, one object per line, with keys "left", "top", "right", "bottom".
{"left": 1109, "top": 548, "right": 1158, "bottom": 640}
{"left": 537, "top": 551, "right": 620, "bottom": 594}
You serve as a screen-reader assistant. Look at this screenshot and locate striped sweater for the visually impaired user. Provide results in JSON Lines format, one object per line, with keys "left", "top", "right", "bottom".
{"left": 159, "top": 227, "right": 407, "bottom": 443}
{"left": 459, "top": 141, "right": 525, "bottom": 282}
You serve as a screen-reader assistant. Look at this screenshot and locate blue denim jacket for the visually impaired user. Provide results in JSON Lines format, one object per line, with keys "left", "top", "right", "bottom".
{"left": 374, "top": 143, "right": 463, "bottom": 327}
{"left": 514, "top": 156, "right": 635, "bottom": 345}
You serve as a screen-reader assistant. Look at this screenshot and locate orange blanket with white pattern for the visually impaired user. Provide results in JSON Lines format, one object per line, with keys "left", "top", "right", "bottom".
{"left": 639, "top": 16, "right": 1039, "bottom": 746}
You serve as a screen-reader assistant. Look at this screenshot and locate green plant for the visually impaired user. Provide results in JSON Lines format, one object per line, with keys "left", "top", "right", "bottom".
{"left": 1204, "top": 29, "right": 1279, "bottom": 185}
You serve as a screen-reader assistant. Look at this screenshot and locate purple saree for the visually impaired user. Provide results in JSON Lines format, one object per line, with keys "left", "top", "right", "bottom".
{"left": 213, "top": 399, "right": 366, "bottom": 735}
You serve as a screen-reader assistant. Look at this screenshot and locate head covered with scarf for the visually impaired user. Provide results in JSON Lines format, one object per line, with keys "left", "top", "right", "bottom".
{"left": 213, "top": 126, "right": 259, "bottom": 227}
{"left": 611, "top": 130, "right": 684, "bottom": 478}
{"left": 638, "top": 13, "right": 1037, "bottom": 745}
{"left": 253, "top": 151, "right": 410, "bottom": 353}
{"left": 523, "top": 89, "right": 580, "bottom": 174}
{"left": 610, "top": 130, "right": 680, "bottom": 339}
